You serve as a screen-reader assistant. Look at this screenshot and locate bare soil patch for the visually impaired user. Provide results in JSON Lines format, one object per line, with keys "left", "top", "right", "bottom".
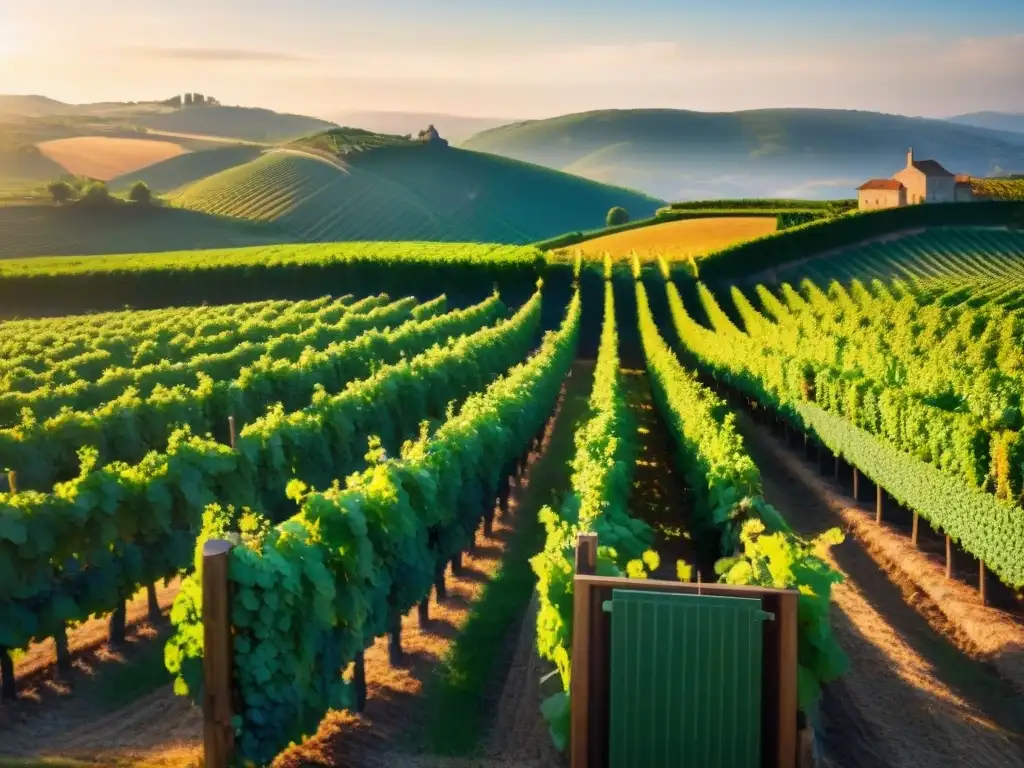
{"left": 737, "top": 412, "right": 1024, "bottom": 768}
{"left": 37, "top": 137, "right": 189, "bottom": 180}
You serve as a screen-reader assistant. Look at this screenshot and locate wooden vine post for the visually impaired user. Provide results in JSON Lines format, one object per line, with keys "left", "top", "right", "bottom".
{"left": 228, "top": 416, "right": 237, "bottom": 450}
{"left": 945, "top": 535, "right": 954, "bottom": 579}
{"left": 911, "top": 512, "right": 920, "bottom": 548}
{"left": 979, "top": 562, "right": 989, "bottom": 606}
{"left": 0, "top": 647, "right": 14, "bottom": 700}
{"left": 875, "top": 486, "right": 884, "bottom": 524}
{"left": 852, "top": 467, "right": 861, "bottom": 502}
{"left": 202, "top": 539, "right": 236, "bottom": 768}
{"left": 6, "top": 470, "right": 16, "bottom": 494}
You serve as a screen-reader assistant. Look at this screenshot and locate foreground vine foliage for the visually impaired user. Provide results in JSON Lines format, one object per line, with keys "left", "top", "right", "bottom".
{"left": 167, "top": 290, "right": 581, "bottom": 765}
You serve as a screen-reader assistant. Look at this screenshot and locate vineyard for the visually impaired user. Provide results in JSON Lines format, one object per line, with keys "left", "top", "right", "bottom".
{"left": 2, "top": 211, "right": 1024, "bottom": 768}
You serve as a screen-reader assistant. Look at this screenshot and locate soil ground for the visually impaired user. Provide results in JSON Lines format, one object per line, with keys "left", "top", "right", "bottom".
{"left": 621, "top": 368, "right": 714, "bottom": 580}
{"left": 36, "top": 137, "right": 189, "bottom": 180}
{"left": 736, "top": 411, "right": 1024, "bottom": 768}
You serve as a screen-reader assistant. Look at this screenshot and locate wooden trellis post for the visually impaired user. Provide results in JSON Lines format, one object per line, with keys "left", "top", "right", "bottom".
{"left": 911, "top": 512, "right": 920, "bottom": 548}
{"left": 876, "top": 486, "right": 884, "bottom": 524}
{"left": 202, "top": 539, "right": 236, "bottom": 768}
{"left": 228, "top": 416, "right": 237, "bottom": 450}
{"left": 945, "top": 535, "right": 953, "bottom": 579}
{"left": 852, "top": 467, "right": 861, "bottom": 502}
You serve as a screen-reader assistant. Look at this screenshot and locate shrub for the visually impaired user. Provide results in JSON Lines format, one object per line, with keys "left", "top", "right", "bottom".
{"left": 606, "top": 206, "right": 629, "bottom": 226}
{"left": 129, "top": 181, "right": 153, "bottom": 205}
{"left": 47, "top": 180, "right": 74, "bottom": 204}
{"left": 79, "top": 182, "right": 112, "bottom": 207}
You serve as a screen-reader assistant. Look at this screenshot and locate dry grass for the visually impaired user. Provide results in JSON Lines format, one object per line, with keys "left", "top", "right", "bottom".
{"left": 36, "top": 137, "right": 189, "bottom": 180}
{"left": 557, "top": 216, "right": 777, "bottom": 263}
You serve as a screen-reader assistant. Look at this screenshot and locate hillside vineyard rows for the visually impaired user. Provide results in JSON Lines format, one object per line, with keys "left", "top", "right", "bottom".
{"left": 1, "top": 218, "right": 1024, "bottom": 766}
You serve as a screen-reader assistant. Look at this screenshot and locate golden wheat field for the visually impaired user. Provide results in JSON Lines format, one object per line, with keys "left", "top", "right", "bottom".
{"left": 37, "top": 136, "right": 189, "bottom": 180}
{"left": 560, "top": 216, "right": 777, "bottom": 262}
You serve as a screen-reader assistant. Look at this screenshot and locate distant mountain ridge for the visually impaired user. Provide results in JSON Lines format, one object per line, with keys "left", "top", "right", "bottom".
{"left": 947, "top": 112, "right": 1024, "bottom": 136}
{"left": 0, "top": 95, "right": 336, "bottom": 143}
{"left": 461, "top": 108, "right": 1024, "bottom": 200}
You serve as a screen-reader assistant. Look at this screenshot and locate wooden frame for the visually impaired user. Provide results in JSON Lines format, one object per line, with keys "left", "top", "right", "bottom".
{"left": 569, "top": 534, "right": 799, "bottom": 768}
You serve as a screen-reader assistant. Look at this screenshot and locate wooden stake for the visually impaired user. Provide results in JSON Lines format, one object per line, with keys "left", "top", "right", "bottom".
{"left": 852, "top": 467, "right": 860, "bottom": 502}
{"left": 202, "top": 539, "right": 235, "bottom": 768}
{"left": 352, "top": 651, "right": 367, "bottom": 713}
{"left": 945, "top": 535, "right": 953, "bottom": 579}
{"left": 55, "top": 624, "right": 72, "bottom": 677}
{"left": 0, "top": 647, "right": 15, "bottom": 700}
{"left": 911, "top": 512, "right": 920, "bottom": 548}
{"left": 388, "top": 613, "right": 403, "bottom": 666}
{"left": 876, "top": 485, "right": 884, "bottom": 524}
{"left": 227, "top": 416, "right": 237, "bottom": 450}
{"left": 108, "top": 599, "right": 127, "bottom": 647}
{"left": 979, "top": 561, "right": 988, "bottom": 606}
{"left": 6, "top": 470, "right": 16, "bottom": 495}
{"left": 147, "top": 582, "right": 161, "bottom": 624}
{"left": 575, "top": 532, "right": 598, "bottom": 576}
{"left": 833, "top": 455, "right": 840, "bottom": 480}
{"left": 434, "top": 564, "right": 447, "bottom": 602}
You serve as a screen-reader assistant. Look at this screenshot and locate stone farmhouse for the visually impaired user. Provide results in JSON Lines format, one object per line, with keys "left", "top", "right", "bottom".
{"left": 857, "top": 148, "right": 974, "bottom": 210}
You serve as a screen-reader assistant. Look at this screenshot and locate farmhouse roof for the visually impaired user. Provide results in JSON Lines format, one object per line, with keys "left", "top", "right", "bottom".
{"left": 858, "top": 179, "right": 904, "bottom": 191}
{"left": 910, "top": 159, "right": 954, "bottom": 177}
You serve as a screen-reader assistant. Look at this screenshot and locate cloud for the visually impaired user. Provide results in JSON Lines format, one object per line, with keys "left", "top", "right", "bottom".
{"left": 119, "top": 45, "right": 314, "bottom": 63}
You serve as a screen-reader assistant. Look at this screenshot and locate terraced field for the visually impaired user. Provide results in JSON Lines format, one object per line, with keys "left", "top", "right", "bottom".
{"left": 172, "top": 150, "right": 449, "bottom": 241}
{"left": 109, "top": 145, "right": 264, "bottom": 193}
{"left": 766, "top": 227, "right": 1024, "bottom": 302}
{"left": 170, "top": 139, "right": 663, "bottom": 244}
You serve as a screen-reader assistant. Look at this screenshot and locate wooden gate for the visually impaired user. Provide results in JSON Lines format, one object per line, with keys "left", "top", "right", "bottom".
{"left": 570, "top": 533, "right": 799, "bottom": 768}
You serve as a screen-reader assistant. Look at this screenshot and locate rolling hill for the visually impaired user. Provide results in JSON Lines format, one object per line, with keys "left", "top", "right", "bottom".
{"left": 109, "top": 145, "right": 265, "bottom": 193}
{"left": 461, "top": 108, "right": 1024, "bottom": 200}
{"left": 329, "top": 111, "right": 518, "bottom": 144}
{"left": 170, "top": 131, "right": 663, "bottom": 243}
{"left": 947, "top": 112, "right": 1024, "bottom": 136}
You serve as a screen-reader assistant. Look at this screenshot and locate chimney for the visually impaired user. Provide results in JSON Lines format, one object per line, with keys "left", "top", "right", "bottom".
{"left": 907, "top": 147, "right": 914, "bottom": 167}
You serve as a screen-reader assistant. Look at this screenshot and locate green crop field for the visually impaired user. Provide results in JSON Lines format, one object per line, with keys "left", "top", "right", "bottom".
{"left": 3, "top": 201, "right": 1024, "bottom": 768}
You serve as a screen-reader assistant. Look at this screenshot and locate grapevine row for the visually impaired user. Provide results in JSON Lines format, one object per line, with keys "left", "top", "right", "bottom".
{"left": 531, "top": 280, "right": 652, "bottom": 749}
{"left": 0, "top": 289, "right": 540, "bottom": 661}
{"left": 165, "top": 290, "right": 581, "bottom": 765}
{"left": 667, "top": 279, "right": 1024, "bottom": 589}
{"left": 0, "top": 293, "right": 498, "bottom": 491}
{"left": 0, "top": 294, "right": 392, "bottom": 420}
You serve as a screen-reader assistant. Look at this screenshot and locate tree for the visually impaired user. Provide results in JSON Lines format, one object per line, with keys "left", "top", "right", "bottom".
{"left": 47, "top": 180, "right": 74, "bottom": 204}
{"left": 607, "top": 206, "right": 629, "bottom": 226}
{"left": 129, "top": 181, "right": 152, "bottom": 205}
{"left": 79, "top": 182, "right": 112, "bottom": 207}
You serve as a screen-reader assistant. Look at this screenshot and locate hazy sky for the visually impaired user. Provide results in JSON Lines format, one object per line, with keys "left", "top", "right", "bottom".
{"left": 2, "top": 0, "right": 1022, "bottom": 120}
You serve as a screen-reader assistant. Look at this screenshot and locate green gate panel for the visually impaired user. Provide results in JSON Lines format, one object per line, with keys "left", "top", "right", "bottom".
{"left": 607, "top": 589, "right": 769, "bottom": 768}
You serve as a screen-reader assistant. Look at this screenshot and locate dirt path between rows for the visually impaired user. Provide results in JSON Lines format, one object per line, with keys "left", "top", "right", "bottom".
{"left": 622, "top": 368, "right": 712, "bottom": 580}
{"left": 737, "top": 412, "right": 1024, "bottom": 768}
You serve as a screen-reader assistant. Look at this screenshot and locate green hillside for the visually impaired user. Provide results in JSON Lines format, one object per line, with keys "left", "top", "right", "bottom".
{"left": 171, "top": 134, "right": 663, "bottom": 243}
{"left": 0, "top": 203, "right": 288, "bottom": 259}
{"left": 462, "top": 108, "right": 1024, "bottom": 200}
{"left": 109, "top": 145, "right": 265, "bottom": 193}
